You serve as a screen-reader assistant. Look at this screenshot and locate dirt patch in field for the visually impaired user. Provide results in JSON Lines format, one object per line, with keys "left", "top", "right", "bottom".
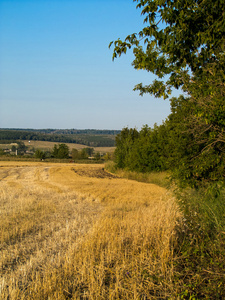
{"left": 72, "top": 167, "right": 118, "bottom": 179}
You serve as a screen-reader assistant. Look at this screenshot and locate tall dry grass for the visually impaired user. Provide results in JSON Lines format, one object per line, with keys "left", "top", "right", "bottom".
{"left": 0, "top": 162, "right": 180, "bottom": 299}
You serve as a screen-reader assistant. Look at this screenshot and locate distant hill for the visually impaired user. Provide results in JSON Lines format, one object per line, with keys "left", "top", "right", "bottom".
{"left": 0, "top": 128, "right": 121, "bottom": 147}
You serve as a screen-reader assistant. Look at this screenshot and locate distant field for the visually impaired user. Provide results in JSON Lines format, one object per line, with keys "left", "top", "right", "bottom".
{"left": 0, "top": 161, "right": 179, "bottom": 299}
{"left": 0, "top": 140, "right": 116, "bottom": 154}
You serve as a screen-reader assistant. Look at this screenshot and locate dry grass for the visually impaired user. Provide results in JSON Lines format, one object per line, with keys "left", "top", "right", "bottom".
{"left": 0, "top": 161, "right": 180, "bottom": 299}
{"left": 115, "top": 169, "right": 170, "bottom": 188}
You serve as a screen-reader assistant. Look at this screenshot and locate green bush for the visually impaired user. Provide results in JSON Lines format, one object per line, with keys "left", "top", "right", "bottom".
{"left": 174, "top": 186, "right": 225, "bottom": 298}
{"left": 34, "top": 149, "right": 46, "bottom": 160}
{"left": 105, "top": 161, "right": 117, "bottom": 173}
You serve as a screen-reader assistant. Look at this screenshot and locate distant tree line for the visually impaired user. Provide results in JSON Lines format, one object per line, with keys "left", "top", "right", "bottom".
{"left": 34, "top": 145, "right": 106, "bottom": 161}
{"left": 0, "top": 129, "right": 118, "bottom": 147}
{"left": 1, "top": 128, "right": 120, "bottom": 135}
{"left": 33, "top": 145, "right": 104, "bottom": 161}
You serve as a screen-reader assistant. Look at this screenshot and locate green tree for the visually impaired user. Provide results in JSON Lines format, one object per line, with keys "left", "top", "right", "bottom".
{"left": 114, "top": 127, "right": 139, "bottom": 168}
{"left": 11, "top": 145, "right": 17, "bottom": 152}
{"left": 52, "top": 144, "right": 69, "bottom": 159}
{"left": 71, "top": 148, "right": 79, "bottom": 160}
{"left": 110, "top": 0, "right": 225, "bottom": 187}
{"left": 16, "top": 142, "right": 27, "bottom": 155}
{"left": 85, "top": 147, "right": 94, "bottom": 157}
{"left": 57, "top": 144, "right": 69, "bottom": 159}
{"left": 110, "top": 0, "right": 225, "bottom": 99}
{"left": 103, "top": 152, "right": 111, "bottom": 161}
{"left": 34, "top": 149, "right": 46, "bottom": 160}
{"left": 94, "top": 152, "right": 101, "bottom": 160}
{"left": 52, "top": 144, "right": 59, "bottom": 158}
{"left": 166, "top": 92, "right": 225, "bottom": 188}
{"left": 80, "top": 148, "right": 88, "bottom": 159}
{"left": 114, "top": 125, "right": 169, "bottom": 173}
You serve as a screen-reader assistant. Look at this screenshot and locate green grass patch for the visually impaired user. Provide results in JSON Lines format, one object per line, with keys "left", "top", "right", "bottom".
{"left": 174, "top": 187, "right": 225, "bottom": 299}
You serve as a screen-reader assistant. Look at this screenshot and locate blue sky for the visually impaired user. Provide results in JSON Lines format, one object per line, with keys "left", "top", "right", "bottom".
{"left": 0, "top": 0, "right": 173, "bottom": 130}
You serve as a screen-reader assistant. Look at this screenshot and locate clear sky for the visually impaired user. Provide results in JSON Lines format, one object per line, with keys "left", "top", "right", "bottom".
{"left": 0, "top": 0, "right": 173, "bottom": 130}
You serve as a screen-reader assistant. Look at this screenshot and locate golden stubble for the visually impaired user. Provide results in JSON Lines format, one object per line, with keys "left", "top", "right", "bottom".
{"left": 0, "top": 161, "right": 180, "bottom": 299}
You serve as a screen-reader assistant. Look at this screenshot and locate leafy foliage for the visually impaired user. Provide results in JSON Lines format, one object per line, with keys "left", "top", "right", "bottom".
{"left": 110, "top": 0, "right": 225, "bottom": 99}
{"left": 71, "top": 147, "right": 95, "bottom": 160}
{"left": 52, "top": 144, "right": 69, "bottom": 159}
{"left": 167, "top": 91, "right": 225, "bottom": 188}
{"left": 0, "top": 129, "right": 118, "bottom": 147}
{"left": 114, "top": 97, "right": 225, "bottom": 188}
{"left": 114, "top": 125, "right": 169, "bottom": 173}
{"left": 111, "top": 0, "right": 225, "bottom": 188}
{"left": 34, "top": 149, "right": 46, "bottom": 160}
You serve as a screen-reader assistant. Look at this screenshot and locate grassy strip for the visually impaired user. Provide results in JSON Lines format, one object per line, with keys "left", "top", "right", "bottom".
{"left": 105, "top": 161, "right": 170, "bottom": 188}
{"left": 173, "top": 187, "right": 225, "bottom": 299}
{"left": 0, "top": 156, "right": 104, "bottom": 164}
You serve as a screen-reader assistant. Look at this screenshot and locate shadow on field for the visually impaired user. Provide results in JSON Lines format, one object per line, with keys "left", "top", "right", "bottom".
{"left": 72, "top": 167, "right": 118, "bottom": 179}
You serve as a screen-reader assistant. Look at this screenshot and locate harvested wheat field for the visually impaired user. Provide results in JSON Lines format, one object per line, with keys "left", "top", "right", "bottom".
{"left": 0, "top": 161, "right": 180, "bottom": 299}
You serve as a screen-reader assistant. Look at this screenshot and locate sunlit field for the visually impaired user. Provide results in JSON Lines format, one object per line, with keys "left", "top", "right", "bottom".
{"left": 0, "top": 140, "right": 116, "bottom": 154}
{"left": 0, "top": 161, "right": 180, "bottom": 299}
